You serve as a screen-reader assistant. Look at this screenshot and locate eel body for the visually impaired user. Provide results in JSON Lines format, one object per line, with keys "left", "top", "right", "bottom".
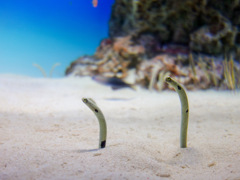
{"left": 82, "top": 98, "right": 107, "bottom": 148}
{"left": 165, "top": 77, "right": 189, "bottom": 148}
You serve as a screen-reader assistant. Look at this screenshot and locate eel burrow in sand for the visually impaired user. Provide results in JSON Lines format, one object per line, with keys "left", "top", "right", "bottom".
{"left": 82, "top": 98, "right": 107, "bottom": 148}
{"left": 165, "top": 77, "right": 189, "bottom": 148}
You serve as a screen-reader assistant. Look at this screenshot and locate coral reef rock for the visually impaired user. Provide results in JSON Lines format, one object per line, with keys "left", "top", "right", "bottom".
{"left": 66, "top": 0, "right": 240, "bottom": 90}
{"left": 109, "top": 0, "right": 240, "bottom": 56}
{"left": 66, "top": 36, "right": 145, "bottom": 78}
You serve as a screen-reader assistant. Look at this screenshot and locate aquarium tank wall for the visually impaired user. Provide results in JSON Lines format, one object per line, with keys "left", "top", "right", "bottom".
{"left": 0, "top": 0, "right": 114, "bottom": 77}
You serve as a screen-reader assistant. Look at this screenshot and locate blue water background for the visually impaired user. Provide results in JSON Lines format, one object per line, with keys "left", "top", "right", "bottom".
{"left": 0, "top": 0, "right": 115, "bottom": 77}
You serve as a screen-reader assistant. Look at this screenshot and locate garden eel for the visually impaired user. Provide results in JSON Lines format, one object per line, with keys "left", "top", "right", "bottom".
{"left": 165, "top": 77, "right": 189, "bottom": 148}
{"left": 82, "top": 98, "right": 107, "bottom": 149}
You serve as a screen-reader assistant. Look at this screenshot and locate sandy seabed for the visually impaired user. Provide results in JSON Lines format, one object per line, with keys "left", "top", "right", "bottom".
{"left": 0, "top": 74, "right": 240, "bottom": 180}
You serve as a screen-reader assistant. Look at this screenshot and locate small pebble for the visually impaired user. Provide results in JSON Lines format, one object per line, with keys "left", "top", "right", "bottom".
{"left": 93, "top": 153, "right": 102, "bottom": 156}
{"left": 156, "top": 173, "right": 171, "bottom": 178}
{"left": 208, "top": 162, "right": 216, "bottom": 167}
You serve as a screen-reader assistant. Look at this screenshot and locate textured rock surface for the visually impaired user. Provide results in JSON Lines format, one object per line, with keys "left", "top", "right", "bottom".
{"left": 109, "top": 0, "right": 240, "bottom": 56}
{"left": 66, "top": 0, "right": 240, "bottom": 90}
{"left": 66, "top": 36, "right": 145, "bottom": 78}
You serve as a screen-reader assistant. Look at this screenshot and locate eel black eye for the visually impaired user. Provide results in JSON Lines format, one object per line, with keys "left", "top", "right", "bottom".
{"left": 95, "top": 109, "right": 98, "bottom": 113}
{"left": 83, "top": 98, "right": 88, "bottom": 103}
{"left": 186, "top": 109, "right": 188, "bottom": 113}
{"left": 166, "top": 77, "right": 171, "bottom": 82}
{"left": 177, "top": 85, "right": 181, "bottom": 90}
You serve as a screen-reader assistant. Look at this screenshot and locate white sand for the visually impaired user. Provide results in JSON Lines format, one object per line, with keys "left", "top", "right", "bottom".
{"left": 0, "top": 74, "right": 240, "bottom": 180}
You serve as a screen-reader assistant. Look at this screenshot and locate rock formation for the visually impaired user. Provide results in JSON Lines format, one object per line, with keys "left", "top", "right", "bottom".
{"left": 66, "top": 0, "right": 240, "bottom": 90}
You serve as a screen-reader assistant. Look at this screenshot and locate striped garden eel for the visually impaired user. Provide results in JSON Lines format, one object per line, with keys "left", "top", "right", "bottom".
{"left": 165, "top": 77, "right": 189, "bottom": 148}
{"left": 82, "top": 98, "right": 107, "bottom": 149}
